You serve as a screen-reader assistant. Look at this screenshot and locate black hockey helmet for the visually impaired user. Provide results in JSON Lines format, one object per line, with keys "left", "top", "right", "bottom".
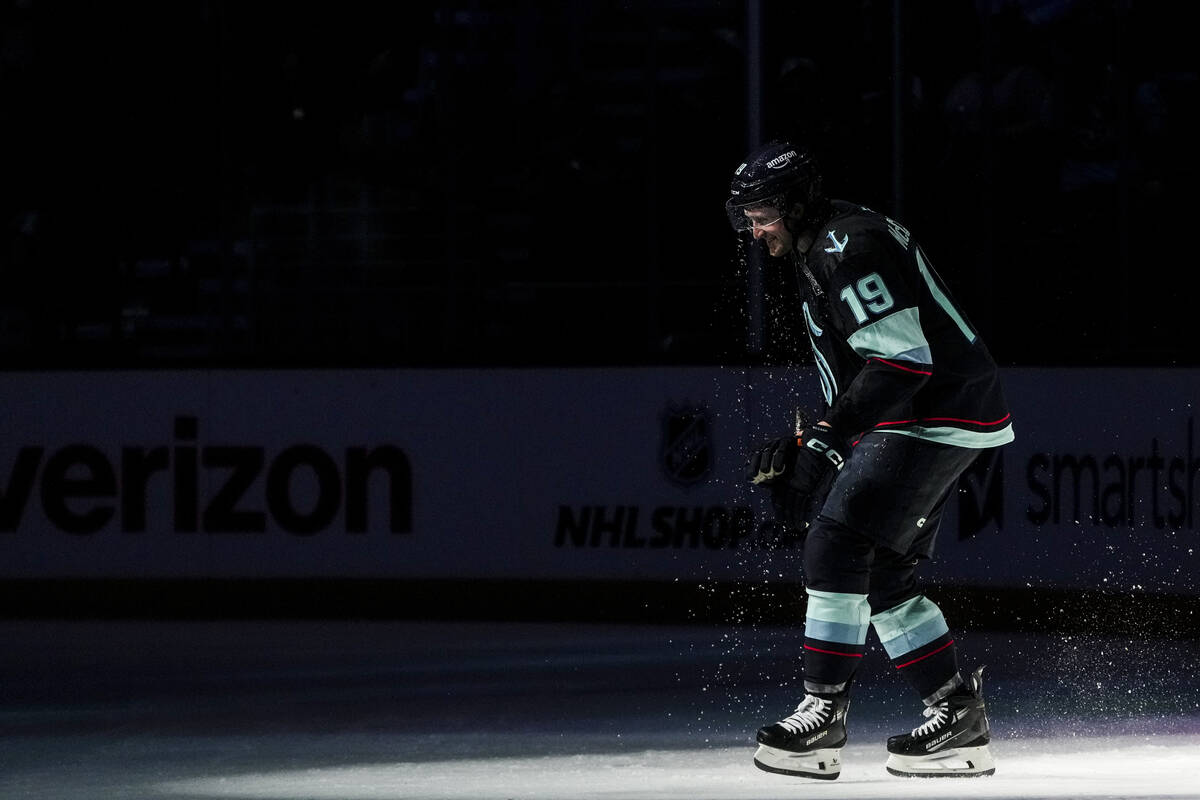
{"left": 725, "top": 140, "right": 823, "bottom": 231}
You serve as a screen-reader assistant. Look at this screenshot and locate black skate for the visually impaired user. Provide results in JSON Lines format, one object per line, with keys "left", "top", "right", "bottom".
{"left": 753, "top": 691, "right": 849, "bottom": 780}
{"left": 886, "top": 665, "right": 996, "bottom": 778}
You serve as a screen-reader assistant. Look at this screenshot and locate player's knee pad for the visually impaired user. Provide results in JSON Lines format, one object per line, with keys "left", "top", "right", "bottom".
{"left": 868, "top": 547, "right": 921, "bottom": 611}
{"left": 803, "top": 516, "right": 875, "bottom": 595}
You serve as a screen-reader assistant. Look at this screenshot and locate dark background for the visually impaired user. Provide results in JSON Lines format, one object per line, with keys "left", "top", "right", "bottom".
{"left": 2, "top": 0, "right": 1196, "bottom": 371}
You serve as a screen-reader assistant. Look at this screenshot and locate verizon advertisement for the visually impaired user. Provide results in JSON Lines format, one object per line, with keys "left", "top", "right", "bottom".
{"left": 1, "top": 368, "right": 1197, "bottom": 596}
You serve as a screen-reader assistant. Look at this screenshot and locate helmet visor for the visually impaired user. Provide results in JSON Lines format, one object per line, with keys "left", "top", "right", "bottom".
{"left": 725, "top": 198, "right": 786, "bottom": 232}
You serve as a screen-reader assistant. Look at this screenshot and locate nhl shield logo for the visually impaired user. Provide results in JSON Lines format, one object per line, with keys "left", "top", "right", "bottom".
{"left": 660, "top": 404, "right": 712, "bottom": 488}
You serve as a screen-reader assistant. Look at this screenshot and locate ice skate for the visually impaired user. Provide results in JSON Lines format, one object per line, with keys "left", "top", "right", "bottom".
{"left": 753, "top": 691, "right": 849, "bottom": 779}
{"left": 886, "top": 665, "right": 996, "bottom": 778}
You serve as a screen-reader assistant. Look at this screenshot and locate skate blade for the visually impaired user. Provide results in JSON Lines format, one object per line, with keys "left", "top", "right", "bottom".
{"left": 886, "top": 743, "right": 996, "bottom": 778}
{"left": 753, "top": 744, "right": 841, "bottom": 780}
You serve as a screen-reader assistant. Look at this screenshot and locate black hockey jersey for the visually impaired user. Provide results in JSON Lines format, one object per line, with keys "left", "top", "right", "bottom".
{"left": 792, "top": 201, "right": 1014, "bottom": 449}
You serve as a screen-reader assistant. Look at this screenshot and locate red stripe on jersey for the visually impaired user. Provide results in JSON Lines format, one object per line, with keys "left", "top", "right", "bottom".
{"left": 919, "top": 413, "right": 1012, "bottom": 427}
{"left": 871, "top": 413, "right": 1012, "bottom": 430}
{"left": 873, "top": 418, "right": 918, "bottom": 427}
{"left": 870, "top": 357, "right": 933, "bottom": 376}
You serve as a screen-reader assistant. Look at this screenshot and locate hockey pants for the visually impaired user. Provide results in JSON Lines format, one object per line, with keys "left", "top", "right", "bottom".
{"left": 801, "top": 516, "right": 964, "bottom": 705}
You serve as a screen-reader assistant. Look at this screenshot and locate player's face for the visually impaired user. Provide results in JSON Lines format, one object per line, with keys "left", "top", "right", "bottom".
{"left": 745, "top": 207, "right": 792, "bottom": 256}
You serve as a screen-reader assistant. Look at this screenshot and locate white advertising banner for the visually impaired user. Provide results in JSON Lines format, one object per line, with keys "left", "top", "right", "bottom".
{"left": 924, "top": 368, "right": 1200, "bottom": 596}
{"left": 1, "top": 368, "right": 1197, "bottom": 596}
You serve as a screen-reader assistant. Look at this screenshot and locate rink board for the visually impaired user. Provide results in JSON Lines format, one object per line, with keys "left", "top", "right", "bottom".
{"left": 0, "top": 367, "right": 1197, "bottom": 598}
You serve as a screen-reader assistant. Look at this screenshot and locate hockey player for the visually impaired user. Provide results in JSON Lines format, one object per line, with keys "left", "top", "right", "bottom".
{"left": 729, "top": 139, "right": 1014, "bottom": 779}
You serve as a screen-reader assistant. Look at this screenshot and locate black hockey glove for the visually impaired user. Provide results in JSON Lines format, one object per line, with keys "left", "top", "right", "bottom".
{"left": 745, "top": 435, "right": 799, "bottom": 485}
{"left": 790, "top": 425, "right": 850, "bottom": 487}
{"left": 748, "top": 425, "right": 851, "bottom": 532}
{"left": 746, "top": 426, "right": 849, "bottom": 487}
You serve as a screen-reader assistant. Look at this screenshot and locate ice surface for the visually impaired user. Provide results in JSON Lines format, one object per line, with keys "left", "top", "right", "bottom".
{"left": 2, "top": 620, "right": 1198, "bottom": 799}
{"left": 154, "top": 736, "right": 1200, "bottom": 799}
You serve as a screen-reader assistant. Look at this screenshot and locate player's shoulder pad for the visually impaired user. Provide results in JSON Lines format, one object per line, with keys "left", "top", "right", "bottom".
{"left": 808, "top": 203, "right": 892, "bottom": 270}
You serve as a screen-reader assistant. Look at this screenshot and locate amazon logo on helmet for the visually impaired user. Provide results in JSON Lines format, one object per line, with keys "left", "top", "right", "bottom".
{"left": 766, "top": 150, "right": 798, "bottom": 169}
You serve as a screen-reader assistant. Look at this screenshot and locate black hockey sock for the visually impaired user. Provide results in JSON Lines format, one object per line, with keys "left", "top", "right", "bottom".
{"left": 891, "top": 631, "right": 962, "bottom": 704}
{"left": 803, "top": 589, "right": 870, "bottom": 694}
{"left": 870, "top": 594, "right": 963, "bottom": 704}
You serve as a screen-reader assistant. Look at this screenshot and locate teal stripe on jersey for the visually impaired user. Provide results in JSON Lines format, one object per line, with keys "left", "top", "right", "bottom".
{"left": 846, "top": 307, "right": 932, "bottom": 364}
{"left": 916, "top": 247, "right": 976, "bottom": 344}
{"left": 870, "top": 595, "right": 949, "bottom": 659}
{"left": 876, "top": 423, "right": 1015, "bottom": 449}
{"left": 806, "top": 589, "right": 870, "bottom": 645}
{"left": 889, "top": 345, "right": 934, "bottom": 363}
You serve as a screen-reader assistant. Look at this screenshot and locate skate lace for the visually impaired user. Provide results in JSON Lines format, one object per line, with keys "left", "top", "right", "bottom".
{"left": 911, "top": 703, "right": 950, "bottom": 737}
{"left": 777, "top": 695, "right": 831, "bottom": 734}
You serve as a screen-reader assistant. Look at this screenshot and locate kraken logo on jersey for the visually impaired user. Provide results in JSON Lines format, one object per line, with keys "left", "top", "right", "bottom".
{"left": 802, "top": 302, "right": 837, "bottom": 406}
{"left": 824, "top": 230, "right": 848, "bottom": 253}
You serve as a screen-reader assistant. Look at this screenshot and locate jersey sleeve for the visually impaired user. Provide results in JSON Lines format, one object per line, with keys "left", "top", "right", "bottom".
{"left": 820, "top": 228, "right": 933, "bottom": 437}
